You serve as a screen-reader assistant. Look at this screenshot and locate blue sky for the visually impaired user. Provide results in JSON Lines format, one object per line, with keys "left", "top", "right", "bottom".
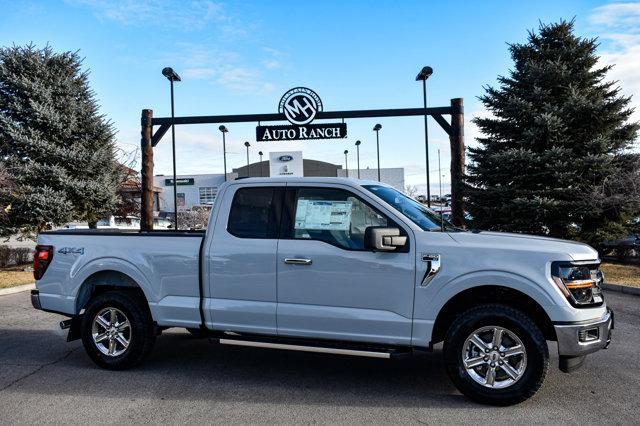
{"left": 1, "top": 0, "right": 638, "bottom": 193}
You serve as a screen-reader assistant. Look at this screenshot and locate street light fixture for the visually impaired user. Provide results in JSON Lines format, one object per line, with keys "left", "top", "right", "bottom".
{"left": 258, "top": 151, "right": 264, "bottom": 177}
{"left": 355, "top": 140, "right": 361, "bottom": 179}
{"left": 218, "top": 125, "right": 228, "bottom": 181}
{"left": 161, "top": 67, "right": 181, "bottom": 229}
{"left": 416, "top": 65, "right": 433, "bottom": 207}
{"left": 373, "top": 124, "right": 382, "bottom": 182}
{"left": 244, "top": 141, "right": 251, "bottom": 176}
{"left": 343, "top": 150, "right": 349, "bottom": 178}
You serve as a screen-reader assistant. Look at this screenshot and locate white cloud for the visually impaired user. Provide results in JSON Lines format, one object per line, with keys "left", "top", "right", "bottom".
{"left": 263, "top": 47, "right": 286, "bottom": 57}
{"left": 589, "top": 2, "right": 640, "bottom": 127}
{"left": 260, "top": 82, "right": 276, "bottom": 94}
{"left": 465, "top": 109, "right": 493, "bottom": 148}
{"left": 217, "top": 67, "right": 257, "bottom": 91}
{"left": 157, "top": 43, "right": 280, "bottom": 94}
{"left": 67, "top": 0, "right": 226, "bottom": 30}
{"left": 263, "top": 59, "right": 281, "bottom": 70}
{"left": 214, "top": 68, "right": 278, "bottom": 94}
{"left": 261, "top": 46, "right": 288, "bottom": 70}
{"left": 590, "top": 2, "right": 640, "bottom": 28}
{"left": 182, "top": 67, "right": 216, "bottom": 79}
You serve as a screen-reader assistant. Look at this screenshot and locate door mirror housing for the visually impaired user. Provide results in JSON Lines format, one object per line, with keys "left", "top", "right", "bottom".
{"left": 365, "top": 227, "right": 407, "bottom": 251}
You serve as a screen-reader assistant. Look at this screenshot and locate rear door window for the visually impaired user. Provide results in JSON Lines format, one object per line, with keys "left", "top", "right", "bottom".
{"left": 227, "top": 187, "right": 281, "bottom": 239}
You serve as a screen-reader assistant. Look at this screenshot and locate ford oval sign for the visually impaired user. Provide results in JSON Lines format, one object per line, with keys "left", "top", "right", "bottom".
{"left": 278, "top": 155, "right": 294, "bottom": 162}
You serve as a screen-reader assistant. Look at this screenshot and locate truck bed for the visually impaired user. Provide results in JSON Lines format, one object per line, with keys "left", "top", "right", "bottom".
{"left": 36, "top": 229, "right": 205, "bottom": 328}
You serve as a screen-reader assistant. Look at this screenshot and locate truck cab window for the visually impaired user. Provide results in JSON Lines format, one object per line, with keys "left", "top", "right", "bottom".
{"left": 289, "top": 187, "right": 389, "bottom": 250}
{"left": 227, "top": 187, "right": 279, "bottom": 239}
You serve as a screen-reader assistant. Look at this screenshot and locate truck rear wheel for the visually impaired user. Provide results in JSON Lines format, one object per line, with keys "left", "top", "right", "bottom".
{"left": 443, "top": 304, "right": 549, "bottom": 405}
{"left": 81, "top": 291, "right": 156, "bottom": 370}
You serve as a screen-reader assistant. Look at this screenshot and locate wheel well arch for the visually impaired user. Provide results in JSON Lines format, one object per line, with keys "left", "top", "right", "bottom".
{"left": 76, "top": 270, "right": 148, "bottom": 314}
{"left": 430, "top": 285, "right": 556, "bottom": 345}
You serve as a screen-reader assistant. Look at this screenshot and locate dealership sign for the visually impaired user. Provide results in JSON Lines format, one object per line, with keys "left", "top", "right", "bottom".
{"left": 256, "top": 87, "right": 347, "bottom": 142}
{"left": 256, "top": 123, "right": 346, "bottom": 141}
{"left": 269, "top": 151, "right": 303, "bottom": 177}
{"left": 164, "top": 178, "right": 194, "bottom": 186}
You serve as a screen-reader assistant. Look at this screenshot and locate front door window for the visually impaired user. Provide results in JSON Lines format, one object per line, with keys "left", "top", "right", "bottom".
{"left": 286, "top": 187, "right": 389, "bottom": 250}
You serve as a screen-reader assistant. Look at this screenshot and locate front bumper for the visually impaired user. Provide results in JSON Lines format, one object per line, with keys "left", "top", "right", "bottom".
{"left": 554, "top": 308, "right": 613, "bottom": 357}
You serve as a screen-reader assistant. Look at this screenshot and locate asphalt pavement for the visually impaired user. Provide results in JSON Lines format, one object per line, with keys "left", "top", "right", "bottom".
{"left": 0, "top": 290, "right": 638, "bottom": 424}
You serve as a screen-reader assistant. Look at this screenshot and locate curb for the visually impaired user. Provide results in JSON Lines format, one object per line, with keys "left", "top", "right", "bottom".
{"left": 0, "top": 283, "right": 35, "bottom": 296}
{"left": 603, "top": 283, "right": 640, "bottom": 297}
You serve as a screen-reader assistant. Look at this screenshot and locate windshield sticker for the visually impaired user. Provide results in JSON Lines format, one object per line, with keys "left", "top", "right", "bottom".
{"left": 295, "top": 199, "right": 352, "bottom": 230}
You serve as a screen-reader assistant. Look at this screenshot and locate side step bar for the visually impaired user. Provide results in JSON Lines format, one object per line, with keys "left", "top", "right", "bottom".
{"left": 219, "top": 338, "right": 392, "bottom": 359}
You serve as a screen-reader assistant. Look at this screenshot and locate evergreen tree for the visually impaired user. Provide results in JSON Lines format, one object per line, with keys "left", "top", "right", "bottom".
{"left": 467, "top": 20, "right": 639, "bottom": 247}
{"left": 0, "top": 44, "right": 120, "bottom": 236}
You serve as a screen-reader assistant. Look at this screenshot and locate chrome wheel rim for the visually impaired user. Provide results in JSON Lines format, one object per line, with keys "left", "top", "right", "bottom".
{"left": 92, "top": 307, "right": 131, "bottom": 357}
{"left": 462, "top": 325, "right": 527, "bottom": 389}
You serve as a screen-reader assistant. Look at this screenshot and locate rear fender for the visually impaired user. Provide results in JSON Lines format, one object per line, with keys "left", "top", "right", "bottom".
{"left": 71, "top": 258, "right": 156, "bottom": 319}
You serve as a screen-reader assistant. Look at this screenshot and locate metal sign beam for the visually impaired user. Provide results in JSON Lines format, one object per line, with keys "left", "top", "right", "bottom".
{"left": 151, "top": 106, "right": 457, "bottom": 127}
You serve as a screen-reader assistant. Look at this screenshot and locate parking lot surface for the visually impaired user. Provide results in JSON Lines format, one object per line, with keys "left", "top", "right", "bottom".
{"left": 0, "top": 290, "right": 638, "bottom": 424}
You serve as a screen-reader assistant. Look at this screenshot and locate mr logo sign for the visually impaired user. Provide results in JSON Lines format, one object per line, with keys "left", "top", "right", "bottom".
{"left": 256, "top": 87, "right": 347, "bottom": 142}
{"left": 280, "top": 87, "right": 322, "bottom": 125}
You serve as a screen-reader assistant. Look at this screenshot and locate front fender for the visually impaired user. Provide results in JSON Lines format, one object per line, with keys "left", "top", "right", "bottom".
{"left": 412, "top": 269, "right": 561, "bottom": 347}
{"left": 426, "top": 270, "right": 558, "bottom": 319}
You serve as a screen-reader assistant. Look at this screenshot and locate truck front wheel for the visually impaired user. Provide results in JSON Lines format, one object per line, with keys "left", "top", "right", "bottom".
{"left": 80, "top": 291, "right": 156, "bottom": 370}
{"left": 443, "top": 304, "right": 549, "bottom": 405}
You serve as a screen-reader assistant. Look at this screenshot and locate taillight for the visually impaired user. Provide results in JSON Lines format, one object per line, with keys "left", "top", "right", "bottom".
{"left": 34, "top": 245, "right": 54, "bottom": 280}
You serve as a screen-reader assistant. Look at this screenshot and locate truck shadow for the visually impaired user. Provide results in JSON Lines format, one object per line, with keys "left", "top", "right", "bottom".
{"left": 0, "top": 328, "right": 477, "bottom": 408}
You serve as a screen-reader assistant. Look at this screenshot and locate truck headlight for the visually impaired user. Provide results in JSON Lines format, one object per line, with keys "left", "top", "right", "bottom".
{"left": 551, "top": 262, "right": 604, "bottom": 307}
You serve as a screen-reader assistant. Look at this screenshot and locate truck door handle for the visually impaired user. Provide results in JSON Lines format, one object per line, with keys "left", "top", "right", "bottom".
{"left": 284, "top": 258, "right": 312, "bottom": 265}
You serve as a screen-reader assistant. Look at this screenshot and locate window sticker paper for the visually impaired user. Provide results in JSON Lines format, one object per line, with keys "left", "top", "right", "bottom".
{"left": 295, "top": 199, "right": 352, "bottom": 230}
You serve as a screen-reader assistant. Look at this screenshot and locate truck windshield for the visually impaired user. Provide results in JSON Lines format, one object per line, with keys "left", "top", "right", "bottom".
{"left": 363, "top": 185, "right": 457, "bottom": 232}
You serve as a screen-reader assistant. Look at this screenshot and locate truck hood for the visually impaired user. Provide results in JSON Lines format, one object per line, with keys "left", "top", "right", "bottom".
{"left": 446, "top": 231, "right": 598, "bottom": 262}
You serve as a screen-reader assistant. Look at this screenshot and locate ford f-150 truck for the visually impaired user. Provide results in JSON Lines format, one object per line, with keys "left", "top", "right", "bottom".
{"left": 31, "top": 177, "right": 612, "bottom": 405}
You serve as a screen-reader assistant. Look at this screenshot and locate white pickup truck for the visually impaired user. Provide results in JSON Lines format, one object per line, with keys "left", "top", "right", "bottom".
{"left": 31, "top": 177, "right": 612, "bottom": 405}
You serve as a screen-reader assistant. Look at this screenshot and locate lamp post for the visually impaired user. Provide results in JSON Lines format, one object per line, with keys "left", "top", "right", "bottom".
{"left": 416, "top": 65, "right": 433, "bottom": 207}
{"left": 344, "top": 150, "right": 349, "bottom": 178}
{"left": 373, "top": 124, "right": 382, "bottom": 182}
{"left": 218, "top": 125, "right": 228, "bottom": 181}
{"left": 438, "top": 148, "right": 444, "bottom": 231}
{"left": 258, "top": 151, "right": 264, "bottom": 177}
{"left": 161, "top": 67, "right": 181, "bottom": 229}
{"left": 244, "top": 141, "right": 251, "bottom": 176}
{"left": 355, "top": 140, "right": 361, "bottom": 179}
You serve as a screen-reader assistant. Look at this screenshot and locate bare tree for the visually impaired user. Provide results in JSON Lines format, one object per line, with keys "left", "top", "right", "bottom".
{"left": 113, "top": 147, "right": 142, "bottom": 219}
{"left": 176, "top": 208, "right": 211, "bottom": 230}
{"left": 404, "top": 185, "right": 419, "bottom": 199}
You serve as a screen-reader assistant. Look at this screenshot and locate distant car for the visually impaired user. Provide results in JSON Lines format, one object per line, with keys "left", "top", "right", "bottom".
{"left": 602, "top": 234, "right": 639, "bottom": 257}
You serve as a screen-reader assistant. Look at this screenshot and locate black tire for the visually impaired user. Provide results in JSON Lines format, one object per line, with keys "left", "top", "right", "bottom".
{"left": 81, "top": 290, "right": 156, "bottom": 370}
{"left": 443, "top": 304, "right": 549, "bottom": 406}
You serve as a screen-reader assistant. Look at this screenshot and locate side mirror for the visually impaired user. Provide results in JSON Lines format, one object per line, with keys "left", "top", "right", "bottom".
{"left": 365, "top": 227, "right": 407, "bottom": 251}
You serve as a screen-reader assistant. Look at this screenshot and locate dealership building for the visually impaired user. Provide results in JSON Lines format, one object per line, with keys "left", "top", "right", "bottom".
{"left": 153, "top": 151, "right": 404, "bottom": 213}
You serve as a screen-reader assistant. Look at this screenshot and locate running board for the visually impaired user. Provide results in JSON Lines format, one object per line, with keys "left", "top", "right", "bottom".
{"left": 219, "top": 338, "right": 392, "bottom": 359}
